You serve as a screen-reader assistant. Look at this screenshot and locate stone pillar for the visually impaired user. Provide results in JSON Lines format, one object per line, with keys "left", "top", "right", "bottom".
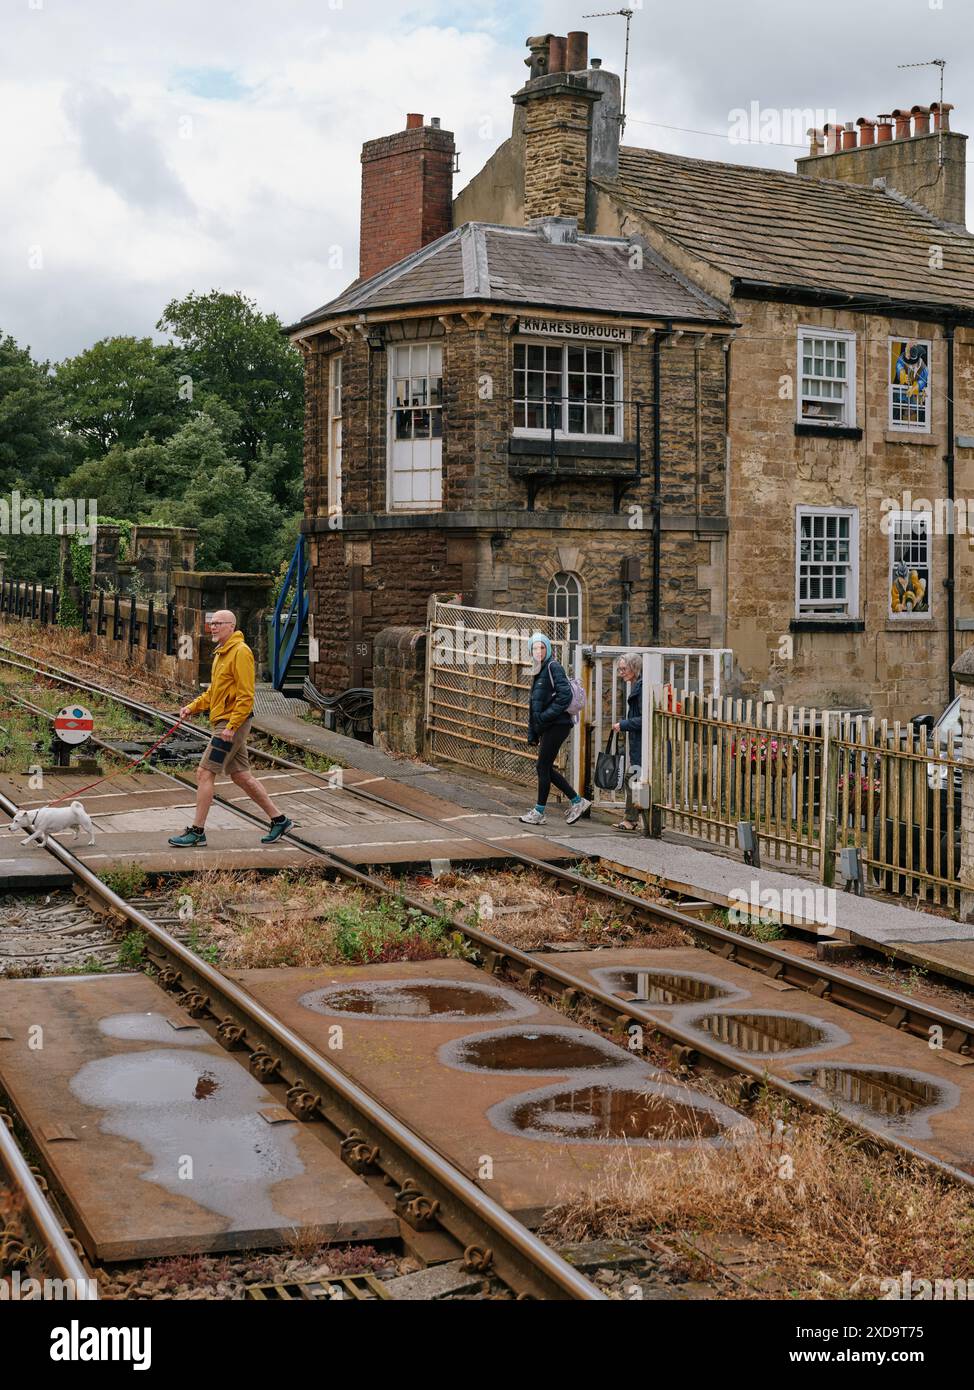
{"left": 373, "top": 626, "right": 427, "bottom": 757}
{"left": 953, "top": 647, "right": 974, "bottom": 921}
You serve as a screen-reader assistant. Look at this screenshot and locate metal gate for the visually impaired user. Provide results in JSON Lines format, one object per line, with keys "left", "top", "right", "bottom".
{"left": 425, "top": 597, "right": 576, "bottom": 783}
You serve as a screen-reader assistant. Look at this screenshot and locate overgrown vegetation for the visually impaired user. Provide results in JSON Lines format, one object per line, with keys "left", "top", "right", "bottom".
{"left": 544, "top": 1089, "right": 974, "bottom": 1300}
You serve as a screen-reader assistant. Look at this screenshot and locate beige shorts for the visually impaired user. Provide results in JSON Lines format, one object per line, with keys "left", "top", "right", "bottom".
{"left": 199, "top": 717, "right": 252, "bottom": 774}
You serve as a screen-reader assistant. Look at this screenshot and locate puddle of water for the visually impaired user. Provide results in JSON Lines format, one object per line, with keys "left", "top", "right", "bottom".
{"left": 98, "top": 1013, "right": 209, "bottom": 1046}
{"left": 299, "top": 979, "right": 535, "bottom": 1023}
{"left": 693, "top": 1012, "right": 830, "bottom": 1054}
{"left": 595, "top": 969, "right": 736, "bottom": 1006}
{"left": 69, "top": 1049, "right": 302, "bottom": 1228}
{"left": 510, "top": 1085, "right": 724, "bottom": 1140}
{"left": 487, "top": 1077, "right": 753, "bottom": 1148}
{"left": 445, "top": 1027, "right": 626, "bottom": 1073}
{"left": 802, "top": 1067, "right": 943, "bottom": 1123}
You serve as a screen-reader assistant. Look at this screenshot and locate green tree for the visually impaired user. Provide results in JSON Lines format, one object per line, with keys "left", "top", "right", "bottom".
{"left": 0, "top": 331, "right": 73, "bottom": 494}
{"left": 151, "top": 460, "right": 288, "bottom": 573}
{"left": 156, "top": 290, "right": 304, "bottom": 503}
{"left": 54, "top": 336, "right": 191, "bottom": 456}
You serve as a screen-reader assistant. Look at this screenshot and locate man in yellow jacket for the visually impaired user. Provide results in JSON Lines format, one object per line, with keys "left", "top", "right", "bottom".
{"left": 168, "top": 611, "right": 293, "bottom": 847}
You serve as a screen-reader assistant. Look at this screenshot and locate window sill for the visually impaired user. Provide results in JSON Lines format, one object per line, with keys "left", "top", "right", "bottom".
{"left": 884, "top": 430, "right": 936, "bottom": 446}
{"left": 789, "top": 618, "right": 865, "bottom": 633}
{"left": 509, "top": 437, "right": 637, "bottom": 460}
{"left": 886, "top": 617, "right": 933, "bottom": 631}
{"left": 795, "top": 423, "right": 863, "bottom": 441}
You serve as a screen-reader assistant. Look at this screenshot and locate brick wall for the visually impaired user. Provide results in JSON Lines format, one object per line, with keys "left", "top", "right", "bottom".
{"left": 359, "top": 122, "right": 455, "bottom": 282}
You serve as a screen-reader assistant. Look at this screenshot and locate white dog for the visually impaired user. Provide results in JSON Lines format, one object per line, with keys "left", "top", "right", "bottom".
{"left": 9, "top": 801, "right": 95, "bottom": 849}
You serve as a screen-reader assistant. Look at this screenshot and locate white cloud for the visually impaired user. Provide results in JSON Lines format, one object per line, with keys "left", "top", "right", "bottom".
{"left": 1, "top": 0, "right": 970, "bottom": 361}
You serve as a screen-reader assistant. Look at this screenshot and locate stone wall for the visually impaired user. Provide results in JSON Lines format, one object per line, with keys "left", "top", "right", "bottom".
{"left": 372, "top": 626, "right": 427, "bottom": 757}
{"left": 302, "top": 315, "right": 730, "bottom": 697}
{"left": 726, "top": 301, "right": 974, "bottom": 719}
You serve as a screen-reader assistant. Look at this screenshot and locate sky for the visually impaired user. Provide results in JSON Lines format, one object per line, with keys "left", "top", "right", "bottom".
{"left": 2, "top": 0, "right": 971, "bottom": 363}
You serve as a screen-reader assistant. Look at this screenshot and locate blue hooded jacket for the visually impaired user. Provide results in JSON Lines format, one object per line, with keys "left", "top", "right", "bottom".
{"left": 527, "top": 633, "right": 573, "bottom": 743}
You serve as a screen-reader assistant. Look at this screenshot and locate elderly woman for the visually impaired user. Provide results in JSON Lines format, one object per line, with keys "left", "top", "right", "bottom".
{"left": 612, "top": 652, "right": 645, "bottom": 832}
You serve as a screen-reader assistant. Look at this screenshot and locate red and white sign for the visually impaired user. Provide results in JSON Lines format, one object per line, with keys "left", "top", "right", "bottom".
{"left": 54, "top": 705, "right": 94, "bottom": 746}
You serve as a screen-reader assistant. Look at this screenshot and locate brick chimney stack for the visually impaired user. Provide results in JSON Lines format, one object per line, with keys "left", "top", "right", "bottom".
{"left": 797, "top": 99, "right": 967, "bottom": 228}
{"left": 359, "top": 115, "right": 455, "bottom": 282}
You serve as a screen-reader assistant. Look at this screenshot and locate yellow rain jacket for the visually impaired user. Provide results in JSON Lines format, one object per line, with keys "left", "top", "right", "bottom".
{"left": 185, "top": 630, "right": 255, "bottom": 733}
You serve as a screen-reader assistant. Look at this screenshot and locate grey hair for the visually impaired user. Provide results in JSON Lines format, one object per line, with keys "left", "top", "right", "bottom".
{"left": 618, "top": 652, "right": 642, "bottom": 677}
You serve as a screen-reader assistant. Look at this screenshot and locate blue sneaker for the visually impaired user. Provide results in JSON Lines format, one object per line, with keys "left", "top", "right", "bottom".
{"left": 261, "top": 817, "right": 293, "bottom": 844}
{"left": 168, "top": 826, "right": 207, "bottom": 847}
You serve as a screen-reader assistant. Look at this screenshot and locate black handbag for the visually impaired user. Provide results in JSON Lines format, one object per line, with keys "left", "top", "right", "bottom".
{"left": 595, "top": 731, "right": 626, "bottom": 792}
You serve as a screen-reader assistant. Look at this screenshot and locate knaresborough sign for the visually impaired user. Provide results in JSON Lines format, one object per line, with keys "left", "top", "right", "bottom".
{"left": 518, "top": 316, "right": 633, "bottom": 343}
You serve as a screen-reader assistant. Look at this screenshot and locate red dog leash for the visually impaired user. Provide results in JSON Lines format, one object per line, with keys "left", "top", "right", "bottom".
{"left": 43, "top": 717, "right": 186, "bottom": 807}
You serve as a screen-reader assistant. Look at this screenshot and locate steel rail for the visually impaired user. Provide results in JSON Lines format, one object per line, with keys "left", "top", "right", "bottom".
{"left": 0, "top": 776, "right": 601, "bottom": 1301}
{"left": 3, "top": 666, "right": 974, "bottom": 1193}
{"left": 3, "top": 644, "right": 971, "bottom": 1058}
{"left": 0, "top": 1107, "right": 96, "bottom": 1295}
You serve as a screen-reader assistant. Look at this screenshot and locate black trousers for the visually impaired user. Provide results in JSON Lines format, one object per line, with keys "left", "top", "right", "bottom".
{"left": 535, "top": 723, "right": 576, "bottom": 805}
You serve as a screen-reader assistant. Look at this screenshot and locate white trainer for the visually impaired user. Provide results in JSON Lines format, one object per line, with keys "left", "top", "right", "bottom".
{"left": 519, "top": 808, "right": 547, "bottom": 825}
{"left": 565, "top": 797, "right": 591, "bottom": 824}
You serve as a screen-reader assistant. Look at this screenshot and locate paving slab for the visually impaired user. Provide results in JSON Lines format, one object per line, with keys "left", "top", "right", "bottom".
{"left": 229, "top": 958, "right": 755, "bottom": 1226}
{"left": 0, "top": 972, "right": 395, "bottom": 1260}
{"left": 0, "top": 765, "right": 574, "bottom": 882}
{"left": 537, "top": 946, "right": 974, "bottom": 1175}
{"left": 550, "top": 828, "right": 974, "bottom": 961}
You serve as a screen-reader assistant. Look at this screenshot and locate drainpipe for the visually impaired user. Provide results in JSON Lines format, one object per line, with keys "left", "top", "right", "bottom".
{"left": 651, "top": 322, "right": 673, "bottom": 645}
{"left": 946, "top": 318, "right": 956, "bottom": 700}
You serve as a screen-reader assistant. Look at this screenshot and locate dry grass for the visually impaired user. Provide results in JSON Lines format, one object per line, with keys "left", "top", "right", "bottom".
{"left": 157, "top": 869, "right": 468, "bottom": 970}
{"left": 390, "top": 863, "right": 693, "bottom": 951}
{"left": 543, "top": 1093, "right": 974, "bottom": 1299}
{"left": 0, "top": 621, "right": 183, "bottom": 703}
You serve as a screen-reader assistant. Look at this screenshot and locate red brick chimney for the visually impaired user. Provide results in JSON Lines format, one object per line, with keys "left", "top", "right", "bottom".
{"left": 359, "top": 115, "right": 455, "bottom": 282}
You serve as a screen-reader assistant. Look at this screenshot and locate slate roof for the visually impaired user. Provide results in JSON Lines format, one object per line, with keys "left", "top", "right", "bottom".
{"left": 596, "top": 146, "right": 974, "bottom": 312}
{"left": 291, "top": 221, "right": 733, "bottom": 332}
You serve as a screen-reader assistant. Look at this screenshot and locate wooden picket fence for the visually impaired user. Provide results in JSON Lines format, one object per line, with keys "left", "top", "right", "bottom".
{"left": 651, "top": 692, "right": 968, "bottom": 909}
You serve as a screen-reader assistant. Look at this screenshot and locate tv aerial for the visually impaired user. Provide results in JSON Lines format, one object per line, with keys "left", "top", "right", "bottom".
{"left": 582, "top": 8, "right": 634, "bottom": 133}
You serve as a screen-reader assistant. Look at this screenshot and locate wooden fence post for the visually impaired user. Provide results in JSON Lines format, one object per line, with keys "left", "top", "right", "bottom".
{"left": 820, "top": 710, "right": 838, "bottom": 887}
{"left": 953, "top": 650, "right": 974, "bottom": 921}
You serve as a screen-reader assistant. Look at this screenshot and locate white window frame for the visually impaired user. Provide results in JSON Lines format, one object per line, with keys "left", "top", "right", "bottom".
{"left": 512, "top": 338, "right": 624, "bottom": 441}
{"left": 888, "top": 336, "right": 932, "bottom": 434}
{"left": 547, "top": 571, "right": 583, "bottom": 643}
{"left": 386, "top": 341, "right": 443, "bottom": 513}
{"left": 888, "top": 509, "right": 933, "bottom": 620}
{"left": 797, "top": 326, "right": 857, "bottom": 428}
{"left": 795, "top": 506, "right": 859, "bottom": 619}
{"left": 327, "top": 353, "right": 342, "bottom": 518}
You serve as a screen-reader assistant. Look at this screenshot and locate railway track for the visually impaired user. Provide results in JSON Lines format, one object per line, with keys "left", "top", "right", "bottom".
{"left": 2, "top": 642, "right": 974, "bottom": 1198}
{"left": 0, "top": 783, "right": 604, "bottom": 1300}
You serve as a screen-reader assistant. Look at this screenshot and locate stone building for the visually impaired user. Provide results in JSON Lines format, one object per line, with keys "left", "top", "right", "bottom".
{"left": 454, "top": 35, "right": 974, "bottom": 720}
{"left": 293, "top": 28, "right": 974, "bottom": 720}
{"left": 290, "top": 102, "right": 734, "bottom": 694}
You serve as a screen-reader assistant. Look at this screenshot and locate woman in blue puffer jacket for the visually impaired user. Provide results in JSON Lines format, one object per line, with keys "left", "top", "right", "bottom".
{"left": 519, "top": 633, "right": 591, "bottom": 827}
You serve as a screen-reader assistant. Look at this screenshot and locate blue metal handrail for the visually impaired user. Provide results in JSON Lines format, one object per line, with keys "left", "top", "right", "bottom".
{"left": 271, "top": 534, "right": 310, "bottom": 690}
